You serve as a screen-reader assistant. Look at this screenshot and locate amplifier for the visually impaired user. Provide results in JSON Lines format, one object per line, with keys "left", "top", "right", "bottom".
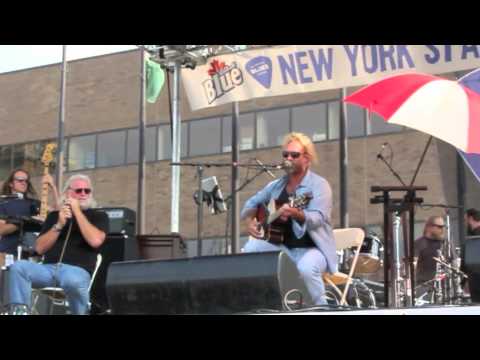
{"left": 464, "top": 236, "right": 480, "bottom": 273}
{"left": 137, "top": 233, "right": 187, "bottom": 260}
{"left": 101, "top": 207, "right": 136, "bottom": 236}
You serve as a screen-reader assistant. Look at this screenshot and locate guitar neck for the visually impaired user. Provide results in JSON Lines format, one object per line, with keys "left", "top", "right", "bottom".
{"left": 39, "top": 167, "right": 49, "bottom": 219}
{"left": 266, "top": 196, "right": 309, "bottom": 224}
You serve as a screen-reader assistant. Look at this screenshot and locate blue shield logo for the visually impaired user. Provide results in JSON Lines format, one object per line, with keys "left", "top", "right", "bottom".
{"left": 246, "top": 56, "right": 272, "bottom": 89}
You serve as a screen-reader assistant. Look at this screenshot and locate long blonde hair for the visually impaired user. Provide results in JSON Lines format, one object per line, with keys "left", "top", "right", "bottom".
{"left": 282, "top": 132, "right": 318, "bottom": 164}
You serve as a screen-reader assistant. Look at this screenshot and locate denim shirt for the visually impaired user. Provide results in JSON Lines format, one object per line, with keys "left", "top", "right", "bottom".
{"left": 241, "top": 170, "right": 337, "bottom": 274}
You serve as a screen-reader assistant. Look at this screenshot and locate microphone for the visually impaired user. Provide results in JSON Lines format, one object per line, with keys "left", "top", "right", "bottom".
{"left": 376, "top": 142, "right": 388, "bottom": 159}
{"left": 0, "top": 193, "right": 23, "bottom": 200}
{"left": 282, "top": 159, "right": 293, "bottom": 171}
{"left": 255, "top": 159, "right": 276, "bottom": 179}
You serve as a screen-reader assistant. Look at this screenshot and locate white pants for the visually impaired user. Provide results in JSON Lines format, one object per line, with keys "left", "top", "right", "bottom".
{"left": 243, "top": 238, "right": 328, "bottom": 305}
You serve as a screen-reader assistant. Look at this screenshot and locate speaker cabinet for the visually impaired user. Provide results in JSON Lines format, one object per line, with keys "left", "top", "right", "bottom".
{"left": 90, "top": 233, "right": 139, "bottom": 314}
{"left": 106, "top": 251, "right": 313, "bottom": 314}
{"left": 137, "top": 234, "right": 187, "bottom": 260}
{"left": 101, "top": 207, "right": 136, "bottom": 237}
{"left": 465, "top": 236, "right": 480, "bottom": 273}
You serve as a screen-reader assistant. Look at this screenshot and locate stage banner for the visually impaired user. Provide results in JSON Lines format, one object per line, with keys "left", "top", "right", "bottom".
{"left": 458, "top": 68, "right": 480, "bottom": 184}
{"left": 181, "top": 45, "right": 480, "bottom": 111}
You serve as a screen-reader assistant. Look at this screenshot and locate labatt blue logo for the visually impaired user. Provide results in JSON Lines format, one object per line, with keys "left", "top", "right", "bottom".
{"left": 202, "top": 59, "right": 244, "bottom": 104}
{"left": 246, "top": 56, "right": 272, "bottom": 89}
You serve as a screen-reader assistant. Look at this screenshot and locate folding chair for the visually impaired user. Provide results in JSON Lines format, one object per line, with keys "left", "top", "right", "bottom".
{"left": 32, "top": 253, "right": 102, "bottom": 315}
{"left": 323, "top": 228, "right": 364, "bottom": 306}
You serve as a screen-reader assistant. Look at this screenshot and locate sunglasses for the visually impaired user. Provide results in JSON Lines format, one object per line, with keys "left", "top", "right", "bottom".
{"left": 13, "top": 177, "right": 28, "bottom": 183}
{"left": 431, "top": 224, "right": 445, "bottom": 229}
{"left": 71, "top": 188, "right": 92, "bottom": 195}
{"left": 282, "top": 151, "right": 303, "bottom": 159}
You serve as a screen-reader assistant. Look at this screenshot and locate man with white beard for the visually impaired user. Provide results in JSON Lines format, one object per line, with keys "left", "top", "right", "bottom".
{"left": 7, "top": 174, "right": 109, "bottom": 315}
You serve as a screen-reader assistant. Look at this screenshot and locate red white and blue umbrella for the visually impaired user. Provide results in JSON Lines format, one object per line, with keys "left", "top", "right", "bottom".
{"left": 344, "top": 73, "right": 480, "bottom": 154}
{"left": 458, "top": 68, "right": 480, "bottom": 182}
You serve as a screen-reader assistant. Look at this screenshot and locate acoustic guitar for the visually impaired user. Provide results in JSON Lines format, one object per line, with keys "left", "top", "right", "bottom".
{"left": 39, "top": 143, "right": 57, "bottom": 220}
{"left": 254, "top": 192, "right": 312, "bottom": 244}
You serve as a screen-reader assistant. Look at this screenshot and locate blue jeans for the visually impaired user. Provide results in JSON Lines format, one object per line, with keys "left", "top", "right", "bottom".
{"left": 8, "top": 260, "right": 91, "bottom": 315}
{"left": 243, "top": 239, "right": 328, "bottom": 305}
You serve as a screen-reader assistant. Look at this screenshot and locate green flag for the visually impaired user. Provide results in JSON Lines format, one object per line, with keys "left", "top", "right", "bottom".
{"left": 146, "top": 58, "right": 165, "bottom": 103}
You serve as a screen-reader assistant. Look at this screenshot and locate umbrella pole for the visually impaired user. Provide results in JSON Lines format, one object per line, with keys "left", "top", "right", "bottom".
{"left": 409, "top": 135, "right": 433, "bottom": 187}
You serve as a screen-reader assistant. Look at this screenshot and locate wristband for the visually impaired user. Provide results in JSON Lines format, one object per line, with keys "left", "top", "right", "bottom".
{"left": 53, "top": 223, "right": 64, "bottom": 232}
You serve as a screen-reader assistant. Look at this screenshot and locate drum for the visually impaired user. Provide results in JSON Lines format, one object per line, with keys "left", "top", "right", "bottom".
{"left": 350, "top": 235, "right": 383, "bottom": 274}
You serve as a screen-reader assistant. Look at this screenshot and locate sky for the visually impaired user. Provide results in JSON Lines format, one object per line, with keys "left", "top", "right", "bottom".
{"left": 0, "top": 45, "right": 138, "bottom": 74}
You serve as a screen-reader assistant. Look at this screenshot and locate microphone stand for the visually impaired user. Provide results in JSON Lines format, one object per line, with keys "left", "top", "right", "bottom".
{"left": 224, "top": 166, "right": 278, "bottom": 204}
{"left": 377, "top": 153, "right": 407, "bottom": 186}
{"left": 171, "top": 161, "right": 231, "bottom": 257}
{"left": 171, "top": 161, "right": 282, "bottom": 257}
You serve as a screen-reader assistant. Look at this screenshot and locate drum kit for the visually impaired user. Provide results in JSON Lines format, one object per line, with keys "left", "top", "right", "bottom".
{"left": 328, "top": 229, "right": 471, "bottom": 309}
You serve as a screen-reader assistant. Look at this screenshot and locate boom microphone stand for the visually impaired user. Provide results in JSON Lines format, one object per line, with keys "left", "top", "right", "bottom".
{"left": 372, "top": 142, "right": 427, "bottom": 307}
{"left": 171, "top": 161, "right": 283, "bottom": 256}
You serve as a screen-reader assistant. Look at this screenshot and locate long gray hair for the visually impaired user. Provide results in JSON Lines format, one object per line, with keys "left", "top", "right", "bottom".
{"left": 60, "top": 174, "right": 97, "bottom": 209}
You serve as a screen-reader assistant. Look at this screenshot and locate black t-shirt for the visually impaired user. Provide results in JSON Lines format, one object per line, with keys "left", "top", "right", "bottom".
{"left": 275, "top": 187, "right": 315, "bottom": 249}
{"left": 414, "top": 236, "right": 443, "bottom": 283}
{"left": 40, "top": 209, "right": 109, "bottom": 274}
{"left": 0, "top": 197, "right": 40, "bottom": 254}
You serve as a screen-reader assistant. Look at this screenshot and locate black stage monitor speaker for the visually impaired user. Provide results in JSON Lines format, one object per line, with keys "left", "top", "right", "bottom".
{"left": 465, "top": 236, "right": 480, "bottom": 273}
{"left": 106, "top": 251, "right": 313, "bottom": 314}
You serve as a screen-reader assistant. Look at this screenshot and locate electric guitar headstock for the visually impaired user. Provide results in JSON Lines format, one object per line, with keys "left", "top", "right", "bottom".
{"left": 41, "top": 143, "right": 57, "bottom": 168}
{"left": 39, "top": 143, "right": 57, "bottom": 220}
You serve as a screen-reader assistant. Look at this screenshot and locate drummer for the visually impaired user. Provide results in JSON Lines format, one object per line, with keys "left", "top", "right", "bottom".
{"left": 414, "top": 216, "right": 446, "bottom": 285}
{"left": 0, "top": 169, "right": 59, "bottom": 256}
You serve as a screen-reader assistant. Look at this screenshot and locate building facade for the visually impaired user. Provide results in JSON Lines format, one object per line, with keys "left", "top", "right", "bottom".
{"left": 1, "top": 48, "right": 479, "bottom": 256}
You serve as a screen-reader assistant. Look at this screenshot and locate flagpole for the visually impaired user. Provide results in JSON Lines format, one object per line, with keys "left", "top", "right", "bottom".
{"left": 339, "top": 88, "right": 349, "bottom": 228}
{"left": 55, "top": 45, "right": 67, "bottom": 192}
{"left": 231, "top": 102, "right": 240, "bottom": 254}
{"left": 137, "top": 49, "right": 146, "bottom": 234}
{"left": 170, "top": 60, "right": 182, "bottom": 236}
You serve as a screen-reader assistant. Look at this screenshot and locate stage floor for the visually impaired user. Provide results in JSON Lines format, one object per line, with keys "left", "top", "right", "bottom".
{"left": 272, "top": 304, "right": 480, "bottom": 315}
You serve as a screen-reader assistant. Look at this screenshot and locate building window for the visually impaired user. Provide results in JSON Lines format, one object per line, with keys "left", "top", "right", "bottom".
{"left": 158, "top": 123, "right": 189, "bottom": 160}
{"left": 181, "top": 122, "right": 188, "bottom": 158}
{"left": 97, "top": 131, "right": 126, "bottom": 167}
{"left": 222, "top": 113, "right": 255, "bottom": 152}
{"left": 0, "top": 145, "right": 11, "bottom": 180}
{"left": 68, "top": 135, "right": 96, "bottom": 171}
{"left": 367, "top": 112, "right": 403, "bottom": 135}
{"left": 347, "top": 104, "right": 365, "bottom": 138}
{"left": 158, "top": 125, "right": 172, "bottom": 160}
{"left": 292, "top": 103, "right": 327, "bottom": 142}
{"left": 126, "top": 127, "right": 157, "bottom": 164}
{"left": 190, "top": 117, "right": 221, "bottom": 156}
{"left": 13, "top": 141, "right": 55, "bottom": 177}
{"left": 328, "top": 101, "right": 340, "bottom": 140}
{"left": 257, "top": 108, "right": 289, "bottom": 148}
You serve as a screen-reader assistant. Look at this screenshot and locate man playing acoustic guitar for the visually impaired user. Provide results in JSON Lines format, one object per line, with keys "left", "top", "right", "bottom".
{"left": 241, "top": 132, "right": 337, "bottom": 306}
